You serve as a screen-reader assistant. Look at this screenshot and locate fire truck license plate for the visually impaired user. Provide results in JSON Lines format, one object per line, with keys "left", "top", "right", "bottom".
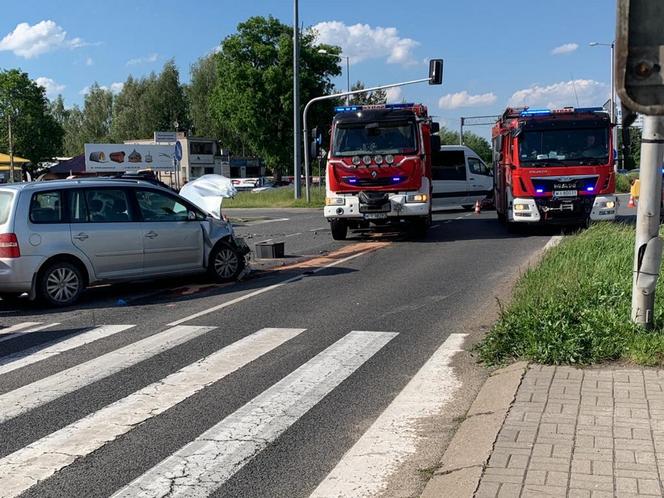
{"left": 553, "top": 190, "right": 577, "bottom": 197}
{"left": 364, "top": 213, "right": 388, "bottom": 220}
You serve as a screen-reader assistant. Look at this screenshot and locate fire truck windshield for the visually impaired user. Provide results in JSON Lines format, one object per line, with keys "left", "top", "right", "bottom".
{"left": 518, "top": 128, "right": 609, "bottom": 166}
{"left": 333, "top": 121, "right": 418, "bottom": 156}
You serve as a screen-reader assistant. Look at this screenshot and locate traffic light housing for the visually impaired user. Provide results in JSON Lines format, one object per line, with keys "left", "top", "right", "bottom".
{"left": 429, "top": 59, "right": 443, "bottom": 85}
{"left": 616, "top": 0, "right": 664, "bottom": 115}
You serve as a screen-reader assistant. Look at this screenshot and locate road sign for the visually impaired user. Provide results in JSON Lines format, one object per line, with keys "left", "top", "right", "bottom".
{"left": 174, "top": 141, "right": 183, "bottom": 161}
{"left": 154, "top": 131, "right": 177, "bottom": 143}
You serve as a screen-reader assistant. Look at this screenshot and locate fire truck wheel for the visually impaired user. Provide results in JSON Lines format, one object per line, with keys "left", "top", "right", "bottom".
{"left": 330, "top": 220, "right": 348, "bottom": 240}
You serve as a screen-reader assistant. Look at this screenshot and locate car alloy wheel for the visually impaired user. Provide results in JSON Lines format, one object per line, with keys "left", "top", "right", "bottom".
{"left": 214, "top": 246, "right": 240, "bottom": 279}
{"left": 41, "top": 262, "right": 83, "bottom": 306}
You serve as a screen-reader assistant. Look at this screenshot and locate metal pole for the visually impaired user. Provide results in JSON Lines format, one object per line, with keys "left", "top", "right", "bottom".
{"left": 459, "top": 118, "right": 464, "bottom": 145}
{"left": 293, "top": 0, "right": 302, "bottom": 199}
{"left": 610, "top": 42, "right": 618, "bottom": 172}
{"left": 631, "top": 115, "right": 664, "bottom": 327}
{"left": 345, "top": 57, "right": 350, "bottom": 106}
{"left": 302, "top": 77, "right": 430, "bottom": 203}
{"left": 8, "top": 114, "right": 14, "bottom": 183}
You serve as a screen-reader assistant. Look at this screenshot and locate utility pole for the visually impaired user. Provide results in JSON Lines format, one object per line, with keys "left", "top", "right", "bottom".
{"left": 631, "top": 116, "right": 664, "bottom": 326}
{"left": 7, "top": 114, "right": 14, "bottom": 183}
{"left": 293, "top": 0, "right": 302, "bottom": 199}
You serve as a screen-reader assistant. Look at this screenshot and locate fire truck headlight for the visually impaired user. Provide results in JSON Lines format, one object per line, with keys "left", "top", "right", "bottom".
{"left": 325, "top": 197, "right": 346, "bottom": 206}
{"left": 406, "top": 193, "right": 429, "bottom": 203}
{"left": 604, "top": 201, "right": 615, "bottom": 209}
{"left": 513, "top": 203, "right": 530, "bottom": 211}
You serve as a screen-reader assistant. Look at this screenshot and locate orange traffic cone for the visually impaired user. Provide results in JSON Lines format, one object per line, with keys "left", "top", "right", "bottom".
{"left": 628, "top": 195, "right": 635, "bottom": 208}
{"left": 475, "top": 199, "right": 481, "bottom": 214}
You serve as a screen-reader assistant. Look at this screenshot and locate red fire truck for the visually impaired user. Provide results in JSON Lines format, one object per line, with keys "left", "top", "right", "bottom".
{"left": 492, "top": 107, "right": 617, "bottom": 226}
{"left": 324, "top": 103, "right": 439, "bottom": 240}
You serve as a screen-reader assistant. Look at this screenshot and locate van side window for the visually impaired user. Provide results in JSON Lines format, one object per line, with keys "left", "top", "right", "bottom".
{"left": 468, "top": 157, "right": 489, "bottom": 176}
{"left": 431, "top": 150, "right": 467, "bottom": 181}
{"left": 84, "top": 189, "right": 132, "bottom": 223}
{"left": 29, "top": 191, "right": 63, "bottom": 224}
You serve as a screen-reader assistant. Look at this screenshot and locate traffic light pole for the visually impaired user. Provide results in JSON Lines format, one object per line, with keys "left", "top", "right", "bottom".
{"left": 631, "top": 115, "right": 664, "bottom": 328}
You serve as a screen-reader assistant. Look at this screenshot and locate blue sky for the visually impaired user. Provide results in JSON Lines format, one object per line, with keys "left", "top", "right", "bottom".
{"left": 0, "top": 0, "right": 616, "bottom": 136}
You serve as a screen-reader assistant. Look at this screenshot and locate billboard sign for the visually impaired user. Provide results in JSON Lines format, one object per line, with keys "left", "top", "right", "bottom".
{"left": 84, "top": 144, "right": 175, "bottom": 172}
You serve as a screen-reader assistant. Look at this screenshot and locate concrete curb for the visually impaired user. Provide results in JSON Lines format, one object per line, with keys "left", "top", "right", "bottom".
{"left": 420, "top": 361, "right": 528, "bottom": 498}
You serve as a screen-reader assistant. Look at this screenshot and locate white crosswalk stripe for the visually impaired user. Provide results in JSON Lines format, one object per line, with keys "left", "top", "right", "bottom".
{"left": 112, "top": 331, "right": 398, "bottom": 498}
{"left": 0, "top": 325, "right": 214, "bottom": 424}
{"left": 0, "top": 322, "right": 60, "bottom": 344}
{"left": 0, "top": 328, "right": 306, "bottom": 498}
{"left": 310, "top": 333, "right": 467, "bottom": 498}
{"left": 0, "top": 324, "right": 133, "bottom": 376}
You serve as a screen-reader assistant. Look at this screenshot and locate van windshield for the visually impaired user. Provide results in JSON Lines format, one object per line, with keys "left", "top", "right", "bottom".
{"left": 0, "top": 192, "right": 13, "bottom": 225}
{"left": 333, "top": 121, "right": 418, "bottom": 156}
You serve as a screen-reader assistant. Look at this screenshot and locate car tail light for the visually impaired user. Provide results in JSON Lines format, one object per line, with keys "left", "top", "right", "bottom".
{"left": 0, "top": 233, "right": 20, "bottom": 258}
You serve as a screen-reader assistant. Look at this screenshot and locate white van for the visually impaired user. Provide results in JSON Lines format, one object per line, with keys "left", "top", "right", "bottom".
{"left": 431, "top": 145, "right": 493, "bottom": 210}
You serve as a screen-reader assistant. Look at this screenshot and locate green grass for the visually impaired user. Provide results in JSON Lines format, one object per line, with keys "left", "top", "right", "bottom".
{"left": 616, "top": 174, "right": 632, "bottom": 193}
{"left": 223, "top": 187, "right": 326, "bottom": 208}
{"left": 477, "top": 222, "right": 664, "bottom": 366}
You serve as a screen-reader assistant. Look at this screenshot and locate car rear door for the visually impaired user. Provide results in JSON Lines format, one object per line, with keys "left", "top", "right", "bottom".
{"left": 134, "top": 188, "right": 204, "bottom": 275}
{"left": 431, "top": 150, "right": 469, "bottom": 209}
{"left": 69, "top": 188, "right": 144, "bottom": 280}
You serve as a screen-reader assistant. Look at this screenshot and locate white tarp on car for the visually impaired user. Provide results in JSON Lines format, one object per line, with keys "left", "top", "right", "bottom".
{"left": 179, "top": 174, "right": 237, "bottom": 219}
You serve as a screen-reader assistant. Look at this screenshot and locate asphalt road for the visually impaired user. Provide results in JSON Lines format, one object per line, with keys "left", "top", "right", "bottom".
{"left": 0, "top": 207, "right": 556, "bottom": 497}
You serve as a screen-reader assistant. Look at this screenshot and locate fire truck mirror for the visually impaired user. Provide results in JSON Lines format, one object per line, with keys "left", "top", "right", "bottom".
{"left": 430, "top": 134, "right": 441, "bottom": 152}
{"left": 616, "top": 0, "right": 664, "bottom": 115}
{"left": 429, "top": 59, "right": 443, "bottom": 85}
{"left": 430, "top": 122, "right": 440, "bottom": 134}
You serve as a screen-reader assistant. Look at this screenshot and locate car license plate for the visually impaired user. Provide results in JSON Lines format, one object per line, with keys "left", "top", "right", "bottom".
{"left": 364, "top": 213, "right": 388, "bottom": 220}
{"left": 553, "top": 190, "right": 577, "bottom": 197}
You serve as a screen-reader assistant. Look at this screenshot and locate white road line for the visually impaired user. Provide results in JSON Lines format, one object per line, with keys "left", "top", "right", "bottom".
{"left": 0, "top": 325, "right": 214, "bottom": 424}
{"left": 0, "top": 325, "right": 134, "bottom": 377}
{"left": 310, "top": 333, "right": 467, "bottom": 498}
{"left": 0, "top": 323, "right": 59, "bottom": 344}
{"left": 0, "top": 322, "right": 42, "bottom": 334}
{"left": 285, "top": 232, "right": 303, "bottom": 238}
{"left": 542, "top": 235, "right": 564, "bottom": 252}
{"left": 0, "top": 328, "right": 306, "bottom": 498}
{"left": 455, "top": 216, "right": 463, "bottom": 220}
{"left": 247, "top": 217, "right": 290, "bottom": 225}
{"left": 309, "top": 227, "right": 328, "bottom": 232}
{"left": 430, "top": 224, "right": 440, "bottom": 229}
{"left": 256, "top": 238, "right": 273, "bottom": 244}
{"left": 168, "top": 249, "right": 376, "bottom": 326}
{"left": 112, "top": 330, "right": 398, "bottom": 498}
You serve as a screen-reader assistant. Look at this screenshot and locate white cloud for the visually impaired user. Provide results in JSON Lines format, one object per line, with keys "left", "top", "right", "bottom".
{"left": 385, "top": 86, "right": 402, "bottom": 103}
{"left": 551, "top": 43, "right": 579, "bottom": 55}
{"left": 0, "top": 20, "right": 86, "bottom": 58}
{"left": 110, "top": 82, "right": 124, "bottom": 94}
{"left": 35, "top": 76, "right": 65, "bottom": 97}
{"left": 508, "top": 79, "right": 609, "bottom": 108}
{"left": 79, "top": 82, "right": 124, "bottom": 96}
{"left": 438, "top": 90, "right": 497, "bottom": 109}
{"left": 85, "top": 57, "right": 93, "bottom": 66}
{"left": 127, "top": 53, "right": 158, "bottom": 66}
{"left": 312, "top": 21, "right": 419, "bottom": 65}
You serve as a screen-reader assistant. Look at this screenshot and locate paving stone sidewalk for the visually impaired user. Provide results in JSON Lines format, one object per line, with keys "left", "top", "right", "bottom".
{"left": 475, "top": 365, "right": 664, "bottom": 498}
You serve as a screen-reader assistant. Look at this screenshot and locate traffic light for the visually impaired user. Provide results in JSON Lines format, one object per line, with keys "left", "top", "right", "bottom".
{"left": 616, "top": 0, "right": 664, "bottom": 115}
{"left": 310, "top": 127, "right": 320, "bottom": 158}
{"left": 429, "top": 59, "right": 443, "bottom": 85}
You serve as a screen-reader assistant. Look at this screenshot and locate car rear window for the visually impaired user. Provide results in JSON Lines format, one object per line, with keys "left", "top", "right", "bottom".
{"left": 30, "top": 191, "right": 63, "bottom": 224}
{"left": 0, "top": 191, "right": 13, "bottom": 225}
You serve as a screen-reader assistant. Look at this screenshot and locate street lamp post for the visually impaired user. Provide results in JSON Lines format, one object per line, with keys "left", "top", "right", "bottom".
{"left": 317, "top": 49, "right": 350, "bottom": 105}
{"left": 293, "top": 0, "right": 302, "bottom": 199}
{"left": 590, "top": 41, "right": 618, "bottom": 172}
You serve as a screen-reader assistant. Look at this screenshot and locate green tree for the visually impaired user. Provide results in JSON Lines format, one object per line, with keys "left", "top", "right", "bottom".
{"left": 187, "top": 54, "right": 220, "bottom": 137}
{"left": 619, "top": 126, "right": 641, "bottom": 170}
{"left": 111, "top": 75, "right": 151, "bottom": 141}
{"left": 61, "top": 105, "right": 86, "bottom": 156}
{"left": 0, "top": 69, "right": 63, "bottom": 167}
{"left": 438, "top": 126, "right": 492, "bottom": 164}
{"left": 349, "top": 81, "right": 387, "bottom": 105}
{"left": 81, "top": 83, "right": 114, "bottom": 143}
{"left": 210, "top": 16, "right": 341, "bottom": 176}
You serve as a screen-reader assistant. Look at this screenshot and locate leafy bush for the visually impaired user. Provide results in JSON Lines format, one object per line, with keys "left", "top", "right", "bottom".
{"left": 616, "top": 174, "right": 632, "bottom": 193}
